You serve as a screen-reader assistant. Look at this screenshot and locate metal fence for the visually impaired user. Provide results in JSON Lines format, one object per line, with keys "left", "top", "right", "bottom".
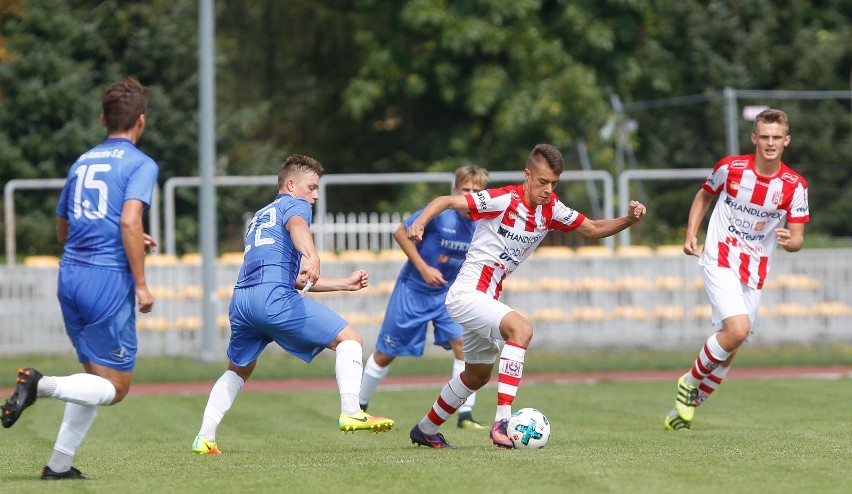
{"left": 1, "top": 247, "right": 850, "bottom": 357}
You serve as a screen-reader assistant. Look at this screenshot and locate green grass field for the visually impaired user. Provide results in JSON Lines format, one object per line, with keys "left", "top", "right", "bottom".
{"left": 0, "top": 355, "right": 850, "bottom": 493}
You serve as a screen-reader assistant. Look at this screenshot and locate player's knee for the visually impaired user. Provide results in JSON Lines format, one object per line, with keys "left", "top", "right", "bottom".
{"left": 110, "top": 384, "right": 130, "bottom": 404}
{"left": 337, "top": 325, "right": 363, "bottom": 346}
{"left": 462, "top": 371, "right": 490, "bottom": 390}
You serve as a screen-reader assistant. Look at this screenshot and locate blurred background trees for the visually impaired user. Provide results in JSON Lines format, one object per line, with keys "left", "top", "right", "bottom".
{"left": 1, "top": 0, "right": 850, "bottom": 255}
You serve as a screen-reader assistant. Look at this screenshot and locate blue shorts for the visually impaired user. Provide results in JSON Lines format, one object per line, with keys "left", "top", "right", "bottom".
{"left": 375, "top": 280, "right": 462, "bottom": 357}
{"left": 227, "top": 284, "right": 348, "bottom": 365}
{"left": 57, "top": 263, "right": 137, "bottom": 372}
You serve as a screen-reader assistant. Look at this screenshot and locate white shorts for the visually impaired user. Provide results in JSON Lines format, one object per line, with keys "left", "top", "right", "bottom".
{"left": 445, "top": 287, "right": 512, "bottom": 364}
{"left": 702, "top": 265, "right": 762, "bottom": 339}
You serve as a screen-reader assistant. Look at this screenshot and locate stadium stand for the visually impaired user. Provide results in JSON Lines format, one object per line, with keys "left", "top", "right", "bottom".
{"left": 23, "top": 256, "right": 60, "bottom": 268}
{"left": 615, "top": 245, "right": 654, "bottom": 257}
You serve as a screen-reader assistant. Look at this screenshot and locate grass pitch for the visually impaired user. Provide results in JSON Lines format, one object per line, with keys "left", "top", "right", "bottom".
{"left": 1, "top": 373, "right": 850, "bottom": 493}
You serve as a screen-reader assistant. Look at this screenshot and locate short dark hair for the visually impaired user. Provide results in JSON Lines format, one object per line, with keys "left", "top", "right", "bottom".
{"left": 278, "top": 154, "right": 324, "bottom": 188}
{"left": 526, "top": 144, "right": 564, "bottom": 174}
{"left": 102, "top": 77, "right": 150, "bottom": 133}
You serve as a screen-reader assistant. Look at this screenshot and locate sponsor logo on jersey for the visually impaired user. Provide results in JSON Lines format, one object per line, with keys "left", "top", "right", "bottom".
{"left": 780, "top": 172, "right": 798, "bottom": 184}
{"left": 497, "top": 225, "right": 542, "bottom": 244}
{"left": 733, "top": 218, "right": 767, "bottom": 231}
{"left": 730, "top": 160, "right": 748, "bottom": 169}
{"left": 440, "top": 239, "right": 470, "bottom": 251}
{"left": 476, "top": 191, "right": 488, "bottom": 210}
{"left": 724, "top": 197, "right": 784, "bottom": 219}
{"left": 727, "top": 224, "right": 765, "bottom": 241}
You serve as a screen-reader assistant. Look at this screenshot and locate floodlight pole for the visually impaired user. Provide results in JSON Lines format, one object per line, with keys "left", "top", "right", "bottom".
{"left": 198, "top": 0, "right": 218, "bottom": 361}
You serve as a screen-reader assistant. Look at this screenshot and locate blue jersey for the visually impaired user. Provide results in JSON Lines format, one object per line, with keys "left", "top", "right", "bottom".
{"left": 55, "top": 137, "right": 158, "bottom": 270}
{"left": 235, "top": 193, "right": 313, "bottom": 290}
{"left": 399, "top": 207, "right": 476, "bottom": 293}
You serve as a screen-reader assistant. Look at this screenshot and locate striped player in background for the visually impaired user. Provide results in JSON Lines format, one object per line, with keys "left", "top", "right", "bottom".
{"left": 407, "top": 143, "right": 647, "bottom": 448}
{"left": 665, "top": 108, "right": 810, "bottom": 431}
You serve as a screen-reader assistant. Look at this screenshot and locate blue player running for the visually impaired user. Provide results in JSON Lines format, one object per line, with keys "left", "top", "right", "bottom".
{"left": 191, "top": 155, "right": 394, "bottom": 455}
{"left": 1, "top": 77, "right": 159, "bottom": 480}
{"left": 359, "top": 165, "right": 489, "bottom": 429}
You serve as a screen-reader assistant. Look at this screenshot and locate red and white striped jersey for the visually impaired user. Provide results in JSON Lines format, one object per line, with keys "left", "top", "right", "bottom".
{"left": 454, "top": 184, "right": 586, "bottom": 299}
{"left": 700, "top": 154, "right": 810, "bottom": 289}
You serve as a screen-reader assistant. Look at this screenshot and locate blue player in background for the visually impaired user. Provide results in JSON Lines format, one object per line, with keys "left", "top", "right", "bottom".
{"left": 359, "top": 165, "right": 489, "bottom": 429}
{"left": 2, "top": 77, "right": 159, "bottom": 480}
{"left": 192, "top": 155, "right": 394, "bottom": 455}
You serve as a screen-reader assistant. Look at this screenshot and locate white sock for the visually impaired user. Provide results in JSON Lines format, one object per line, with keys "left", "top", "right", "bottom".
{"left": 453, "top": 358, "right": 477, "bottom": 413}
{"left": 47, "top": 374, "right": 116, "bottom": 406}
{"left": 359, "top": 353, "right": 389, "bottom": 407}
{"left": 48, "top": 403, "right": 98, "bottom": 471}
{"left": 198, "top": 370, "right": 244, "bottom": 442}
{"left": 335, "top": 339, "right": 364, "bottom": 416}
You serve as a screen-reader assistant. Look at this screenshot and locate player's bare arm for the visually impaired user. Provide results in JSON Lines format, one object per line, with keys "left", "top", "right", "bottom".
{"left": 287, "top": 215, "right": 320, "bottom": 286}
{"left": 777, "top": 222, "right": 805, "bottom": 252}
{"left": 408, "top": 195, "right": 470, "bottom": 242}
{"left": 121, "top": 199, "right": 153, "bottom": 313}
{"left": 301, "top": 270, "right": 369, "bottom": 293}
{"left": 576, "top": 200, "right": 647, "bottom": 239}
{"left": 683, "top": 189, "right": 714, "bottom": 256}
{"left": 56, "top": 217, "right": 68, "bottom": 243}
{"left": 394, "top": 223, "right": 447, "bottom": 286}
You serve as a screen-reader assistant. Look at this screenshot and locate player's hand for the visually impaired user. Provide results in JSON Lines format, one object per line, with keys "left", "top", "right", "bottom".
{"left": 683, "top": 236, "right": 702, "bottom": 257}
{"left": 136, "top": 285, "right": 154, "bottom": 313}
{"left": 346, "top": 270, "right": 369, "bottom": 291}
{"left": 143, "top": 233, "right": 158, "bottom": 253}
{"left": 420, "top": 265, "right": 448, "bottom": 287}
{"left": 299, "top": 256, "right": 321, "bottom": 287}
{"left": 775, "top": 227, "right": 793, "bottom": 248}
{"left": 627, "top": 200, "right": 646, "bottom": 222}
{"left": 408, "top": 223, "right": 425, "bottom": 242}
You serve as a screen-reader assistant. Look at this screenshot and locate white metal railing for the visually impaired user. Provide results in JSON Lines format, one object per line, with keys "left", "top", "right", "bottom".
{"left": 3, "top": 179, "right": 160, "bottom": 265}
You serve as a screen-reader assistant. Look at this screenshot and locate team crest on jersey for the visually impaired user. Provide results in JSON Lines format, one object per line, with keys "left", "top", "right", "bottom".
{"left": 754, "top": 221, "right": 766, "bottom": 232}
{"left": 730, "top": 160, "right": 748, "bottom": 169}
{"left": 781, "top": 172, "right": 798, "bottom": 184}
{"left": 508, "top": 211, "right": 518, "bottom": 220}
{"left": 772, "top": 191, "right": 782, "bottom": 205}
{"left": 730, "top": 181, "right": 739, "bottom": 190}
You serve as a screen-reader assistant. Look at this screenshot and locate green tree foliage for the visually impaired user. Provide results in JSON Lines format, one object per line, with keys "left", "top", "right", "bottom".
{"left": 2, "top": 1, "right": 851, "bottom": 257}
{"left": 343, "top": 0, "right": 610, "bottom": 174}
{"left": 0, "top": 0, "right": 202, "bottom": 255}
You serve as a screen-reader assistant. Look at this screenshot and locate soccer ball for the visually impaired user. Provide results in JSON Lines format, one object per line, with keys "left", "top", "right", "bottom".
{"left": 507, "top": 407, "right": 550, "bottom": 449}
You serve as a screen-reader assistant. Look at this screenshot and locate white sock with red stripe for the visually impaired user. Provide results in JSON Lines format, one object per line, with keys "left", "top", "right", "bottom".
{"left": 418, "top": 374, "right": 476, "bottom": 435}
{"left": 697, "top": 364, "right": 731, "bottom": 406}
{"left": 495, "top": 342, "right": 526, "bottom": 421}
{"left": 453, "top": 358, "right": 477, "bottom": 413}
{"left": 685, "top": 334, "right": 730, "bottom": 386}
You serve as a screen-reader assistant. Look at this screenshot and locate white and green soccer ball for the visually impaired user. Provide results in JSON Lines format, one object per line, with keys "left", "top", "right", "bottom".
{"left": 507, "top": 407, "right": 550, "bottom": 449}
